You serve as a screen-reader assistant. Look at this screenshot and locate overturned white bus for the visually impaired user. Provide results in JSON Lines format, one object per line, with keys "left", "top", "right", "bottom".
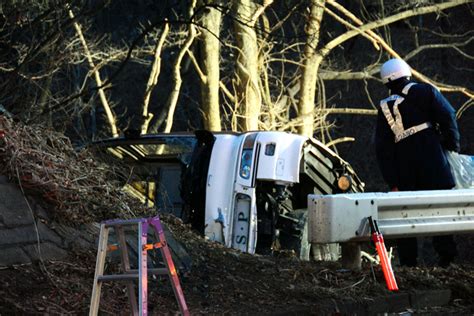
{"left": 93, "top": 130, "right": 364, "bottom": 260}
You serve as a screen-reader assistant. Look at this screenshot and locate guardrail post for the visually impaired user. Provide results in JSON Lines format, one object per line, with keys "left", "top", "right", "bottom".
{"left": 341, "top": 242, "right": 361, "bottom": 270}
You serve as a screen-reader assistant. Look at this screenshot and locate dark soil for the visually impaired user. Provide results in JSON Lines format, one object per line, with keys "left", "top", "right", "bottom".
{"left": 1, "top": 214, "right": 474, "bottom": 315}
{"left": 1, "top": 117, "right": 473, "bottom": 315}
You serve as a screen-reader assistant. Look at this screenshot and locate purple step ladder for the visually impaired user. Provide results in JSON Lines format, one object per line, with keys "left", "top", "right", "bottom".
{"left": 89, "top": 216, "right": 189, "bottom": 316}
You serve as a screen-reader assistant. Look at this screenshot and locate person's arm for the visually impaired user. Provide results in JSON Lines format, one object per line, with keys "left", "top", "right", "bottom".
{"left": 375, "top": 111, "right": 399, "bottom": 189}
{"left": 429, "top": 86, "right": 460, "bottom": 152}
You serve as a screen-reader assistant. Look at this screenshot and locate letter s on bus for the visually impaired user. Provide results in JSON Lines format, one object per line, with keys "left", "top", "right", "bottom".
{"left": 236, "top": 235, "right": 247, "bottom": 245}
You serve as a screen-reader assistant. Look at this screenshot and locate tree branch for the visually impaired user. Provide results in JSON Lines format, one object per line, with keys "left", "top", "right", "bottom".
{"left": 163, "top": 0, "right": 198, "bottom": 133}
{"left": 323, "top": 6, "right": 380, "bottom": 50}
{"left": 321, "top": 1, "right": 470, "bottom": 57}
{"left": 325, "top": 0, "right": 474, "bottom": 98}
{"left": 141, "top": 22, "right": 170, "bottom": 135}
{"left": 186, "top": 48, "right": 207, "bottom": 83}
{"left": 249, "top": 0, "right": 274, "bottom": 27}
{"left": 68, "top": 8, "right": 119, "bottom": 137}
{"left": 404, "top": 37, "right": 474, "bottom": 61}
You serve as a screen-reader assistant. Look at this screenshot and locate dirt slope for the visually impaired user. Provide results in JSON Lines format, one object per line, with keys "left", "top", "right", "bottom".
{"left": 1, "top": 214, "right": 474, "bottom": 315}
{"left": 1, "top": 117, "right": 474, "bottom": 314}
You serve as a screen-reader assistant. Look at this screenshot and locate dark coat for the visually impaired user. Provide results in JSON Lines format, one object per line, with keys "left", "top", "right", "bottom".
{"left": 375, "top": 81, "right": 460, "bottom": 191}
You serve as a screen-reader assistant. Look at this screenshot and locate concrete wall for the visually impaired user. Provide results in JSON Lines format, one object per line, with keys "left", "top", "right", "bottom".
{"left": 0, "top": 175, "right": 96, "bottom": 266}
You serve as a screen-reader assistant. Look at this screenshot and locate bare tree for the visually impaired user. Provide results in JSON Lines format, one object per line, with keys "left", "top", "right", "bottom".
{"left": 140, "top": 23, "right": 169, "bottom": 135}
{"left": 195, "top": 0, "right": 223, "bottom": 131}
{"left": 2, "top": 1, "right": 471, "bottom": 144}
{"left": 297, "top": 0, "right": 326, "bottom": 137}
{"left": 293, "top": 0, "right": 472, "bottom": 136}
{"left": 232, "top": 0, "right": 272, "bottom": 131}
{"left": 0, "top": 2, "right": 73, "bottom": 122}
{"left": 69, "top": 8, "right": 119, "bottom": 138}
{"left": 149, "top": 1, "right": 199, "bottom": 133}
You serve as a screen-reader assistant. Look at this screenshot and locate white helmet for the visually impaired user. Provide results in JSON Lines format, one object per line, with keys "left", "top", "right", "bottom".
{"left": 380, "top": 58, "right": 412, "bottom": 84}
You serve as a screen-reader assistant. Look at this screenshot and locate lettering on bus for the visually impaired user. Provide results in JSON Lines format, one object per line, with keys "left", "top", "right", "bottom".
{"left": 235, "top": 211, "right": 249, "bottom": 246}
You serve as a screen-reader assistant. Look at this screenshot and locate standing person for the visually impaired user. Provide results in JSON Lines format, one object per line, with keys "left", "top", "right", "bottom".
{"left": 375, "top": 58, "right": 460, "bottom": 267}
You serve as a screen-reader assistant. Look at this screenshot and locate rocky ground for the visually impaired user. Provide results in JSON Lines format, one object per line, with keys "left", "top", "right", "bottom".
{"left": 1, "top": 214, "right": 474, "bottom": 315}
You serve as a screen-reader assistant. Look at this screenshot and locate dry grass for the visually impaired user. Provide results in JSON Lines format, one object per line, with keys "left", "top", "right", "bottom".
{"left": 0, "top": 116, "right": 153, "bottom": 224}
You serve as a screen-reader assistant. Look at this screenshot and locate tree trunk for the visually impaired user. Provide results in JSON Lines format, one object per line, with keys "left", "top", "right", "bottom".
{"left": 141, "top": 23, "right": 169, "bottom": 135}
{"left": 198, "top": 1, "right": 222, "bottom": 131}
{"left": 233, "top": 0, "right": 262, "bottom": 131}
{"left": 149, "top": 1, "right": 197, "bottom": 133}
{"left": 297, "top": 0, "right": 326, "bottom": 137}
{"left": 68, "top": 9, "right": 119, "bottom": 138}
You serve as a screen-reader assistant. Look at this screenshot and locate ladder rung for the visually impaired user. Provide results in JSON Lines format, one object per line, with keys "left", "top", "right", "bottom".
{"left": 143, "top": 242, "right": 164, "bottom": 250}
{"left": 98, "top": 274, "right": 138, "bottom": 282}
{"left": 129, "top": 268, "right": 168, "bottom": 275}
{"left": 103, "top": 218, "right": 146, "bottom": 227}
{"left": 97, "top": 268, "right": 169, "bottom": 282}
{"left": 107, "top": 244, "right": 119, "bottom": 252}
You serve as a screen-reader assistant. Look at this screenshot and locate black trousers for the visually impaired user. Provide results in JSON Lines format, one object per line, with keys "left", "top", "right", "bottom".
{"left": 397, "top": 237, "right": 418, "bottom": 267}
{"left": 433, "top": 235, "right": 458, "bottom": 267}
{"left": 397, "top": 235, "right": 457, "bottom": 267}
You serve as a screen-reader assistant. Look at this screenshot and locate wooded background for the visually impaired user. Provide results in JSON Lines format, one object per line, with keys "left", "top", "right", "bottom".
{"left": 1, "top": 0, "right": 473, "bottom": 190}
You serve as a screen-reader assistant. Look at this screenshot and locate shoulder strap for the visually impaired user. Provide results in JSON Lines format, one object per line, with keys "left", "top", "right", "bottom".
{"left": 380, "top": 83, "right": 433, "bottom": 143}
{"left": 380, "top": 95, "right": 405, "bottom": 136}
{"left": 401, "top": 82, "right": 417, "bottom": 96}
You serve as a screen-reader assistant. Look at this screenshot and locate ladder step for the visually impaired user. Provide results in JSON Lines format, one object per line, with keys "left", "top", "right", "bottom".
{"left": 103, "top": 218, "right": 146, "bottom": 227}
{"left": 98, "top": 274, "right": 138, "bottom": 282}
{"left": 131, "top": 268, "right": 169, "bottom": 275}
{"left": 97, "top": 268, "right": 169, "bottom": 282}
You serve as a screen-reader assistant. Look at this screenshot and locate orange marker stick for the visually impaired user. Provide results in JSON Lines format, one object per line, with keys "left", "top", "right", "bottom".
{"left": 369, "top": 216, "right": 398, "bottom": 291}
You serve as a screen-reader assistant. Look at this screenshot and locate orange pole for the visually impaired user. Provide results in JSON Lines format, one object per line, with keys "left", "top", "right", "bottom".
{"left": 372, "top": 232, "right": 398, "bottom": 291}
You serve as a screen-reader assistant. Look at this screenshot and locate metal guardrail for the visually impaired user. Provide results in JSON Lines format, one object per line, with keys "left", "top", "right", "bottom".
{"left": 308, "top": 189, "right": 474, "bottom": 244}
